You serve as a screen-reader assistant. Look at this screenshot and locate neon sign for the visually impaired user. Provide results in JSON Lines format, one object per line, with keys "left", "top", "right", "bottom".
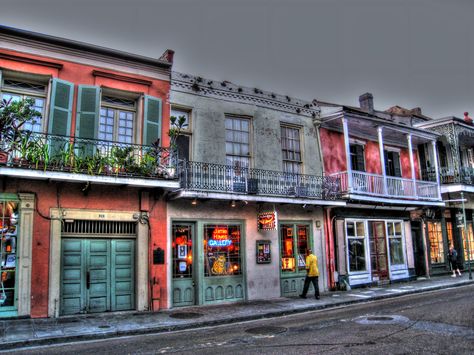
{"left": 210, "top": 227, "right": 232, "bottom": 247}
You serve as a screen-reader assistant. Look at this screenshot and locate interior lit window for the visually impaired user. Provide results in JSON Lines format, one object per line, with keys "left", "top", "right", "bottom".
{"left": 204, "top": 224, "right": 241, "bottom": 277}
{"left": 427, "top": 221, "right": 444, "bottom": 263}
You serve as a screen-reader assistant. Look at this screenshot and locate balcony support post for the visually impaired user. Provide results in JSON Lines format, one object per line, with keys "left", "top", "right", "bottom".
{"left": 432, "top": 140, "right": 442, "bottom": 199}
{"left": 342, "top": 117, "right": 353, "bottom": 192}
{"left": 407, "top": 134, "right": 417, "bottom": 198}
{"left": 377, "top": 127, "right": 388, "bottom": 195}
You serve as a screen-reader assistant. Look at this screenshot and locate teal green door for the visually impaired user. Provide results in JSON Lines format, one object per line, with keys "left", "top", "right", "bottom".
{"left": 172, "top": 224, "right": 196, "bottom": 307}
{"left": 61, "top": 239, "right": 135, "bottom": 315}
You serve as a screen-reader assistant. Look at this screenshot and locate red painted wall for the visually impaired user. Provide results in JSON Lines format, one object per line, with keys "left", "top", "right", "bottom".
{"left": 320, "top": 128, "right": 346, "bottom": 174}
{"left": 365, "top": 141, "right": 382, "bottom": 174}
{"left": 1, "top": 48, "right": 171, "bottom": 317}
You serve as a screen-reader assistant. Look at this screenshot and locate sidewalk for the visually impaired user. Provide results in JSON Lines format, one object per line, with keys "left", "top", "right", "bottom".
{"left": 1, "top": 275, "right": 472, "bottom": 350}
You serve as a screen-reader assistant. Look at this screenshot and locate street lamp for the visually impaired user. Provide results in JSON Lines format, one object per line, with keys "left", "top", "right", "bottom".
{"left": 446, "top": 192, "right": 472, "bottom": 280}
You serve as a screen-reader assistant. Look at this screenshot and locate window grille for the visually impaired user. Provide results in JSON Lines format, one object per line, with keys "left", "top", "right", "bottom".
{"left": 62, "top": 220, "right": 137, "bottom": 236}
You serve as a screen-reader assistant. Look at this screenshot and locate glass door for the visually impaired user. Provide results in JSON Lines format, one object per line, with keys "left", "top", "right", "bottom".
{"left": 172, "top": 223, "right": 195, "bottom": 307}
{"left": 368, "top": 221, "right": 389, "bottom": 280}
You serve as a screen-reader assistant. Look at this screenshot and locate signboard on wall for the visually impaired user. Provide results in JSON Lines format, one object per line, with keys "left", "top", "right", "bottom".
{"left": 456, "top": 212, "right": 465, "bottom": 228}
{"left": 257, "top": 211, "right": 277, "bottom": 231}
{"left": 256, "top": 240, "right": 271, "bottom": 264}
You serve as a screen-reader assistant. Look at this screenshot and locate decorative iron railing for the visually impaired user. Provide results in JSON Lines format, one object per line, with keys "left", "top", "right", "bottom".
{"left": 331, "top": 170, "right": 440, "bottom": 200}
{"left": 422, "top": 167, "right": 474, "bottom": 185}
{"left": 0, "top": 132, "right": 178, "bottom": 179}
{"left": 179, "top": 161, "right": 341, "bottom": 200}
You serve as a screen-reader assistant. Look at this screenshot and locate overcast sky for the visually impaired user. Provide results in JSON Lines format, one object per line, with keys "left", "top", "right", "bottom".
{"left": 1, "top": 0, "right": 472, "bottom": 118}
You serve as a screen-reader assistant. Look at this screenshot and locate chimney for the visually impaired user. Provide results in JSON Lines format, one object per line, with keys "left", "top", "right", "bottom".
{"left": 411, "top": 107, "right": 422, "bottom": 115}
{"left": 359, "top": 92, "right": 374, "bottom": 112}
{"left": 464, "top": 112, "right": 473, "bottom": 125}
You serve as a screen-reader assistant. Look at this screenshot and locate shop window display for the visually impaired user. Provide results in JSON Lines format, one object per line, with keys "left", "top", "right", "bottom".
{"left": 204, "top": 225, "right": 241, "bottom": 277}
{"left": 280, "top": 224, "right": 310, "bottom": 273}
{"left": 172, "top": 225, "right": 193, "bottom": 278}
{"left": 427, "top": 222, "right": 444, "bottom": 263}
{"left": 0, "top": 200, "right": 19, "bottom": 309}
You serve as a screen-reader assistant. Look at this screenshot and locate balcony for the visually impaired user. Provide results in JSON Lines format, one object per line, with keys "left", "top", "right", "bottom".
{"left": 426, "top": 167, "right": 474, "bottom": 185}
{"left": 0, "top": 132, "right": 179, "bottom": 188}
{"left": 179, "top": 161, "right": 341, "bottom": 201}
{"left": 332, "top": 170, "right": 440, "bottom": 201}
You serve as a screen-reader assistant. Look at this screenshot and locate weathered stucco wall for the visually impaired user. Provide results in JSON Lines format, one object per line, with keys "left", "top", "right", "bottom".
{"left": 167, "top": 200, "right": 325, "bottom": 303}
{"left": 170, "top": 91, "right": 323, "bottom": 174}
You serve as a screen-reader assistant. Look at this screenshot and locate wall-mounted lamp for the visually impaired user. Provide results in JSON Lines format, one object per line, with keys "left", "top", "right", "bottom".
{"left": 315, "top": 220, "right": 321, "bottom": 229}
{"left": 302, "top": 204, "right": 307, "bottom": 209}
{"left": 231, "top": 200, "right": 236, "bottom": 208}
{"left": 191, "top": 198, "right": 197, "bottom": 205}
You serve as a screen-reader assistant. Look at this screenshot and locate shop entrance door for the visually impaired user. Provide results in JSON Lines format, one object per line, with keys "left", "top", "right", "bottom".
{"left": 60, "top": 238, "right": 135, "bottom": 315}
{"left": 172, "top": 224, "right": 196, "bottom": 307}
{"left": 368, "top": 221, "right": 389, "bottom": 281}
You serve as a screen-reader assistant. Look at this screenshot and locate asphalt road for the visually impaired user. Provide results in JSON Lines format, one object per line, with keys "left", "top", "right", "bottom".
{"left": 6, "top": 284, "right": 474, "bottom": 355}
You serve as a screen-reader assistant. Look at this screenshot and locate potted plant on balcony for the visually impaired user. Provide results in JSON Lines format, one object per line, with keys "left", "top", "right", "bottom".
{"left": 164, "top": 114, "right": 188, "bottom": 178}
{"left": 0, "top": 98, "right": 39, "bottom": 165}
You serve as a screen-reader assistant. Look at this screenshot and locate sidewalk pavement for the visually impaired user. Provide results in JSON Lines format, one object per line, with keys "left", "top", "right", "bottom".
{"left": 1, "top": 274, "right": 472, "bottom": 350}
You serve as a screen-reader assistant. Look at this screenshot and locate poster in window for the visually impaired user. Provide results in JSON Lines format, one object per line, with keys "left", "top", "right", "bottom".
{"left": 256, "top": 240, "right": 271, "bottom": 264}
{"left": 178, "top": 245, "right": 187, "bottom": 259}
{"left": 297, "top": 254, "right": 306, "bottom": 268}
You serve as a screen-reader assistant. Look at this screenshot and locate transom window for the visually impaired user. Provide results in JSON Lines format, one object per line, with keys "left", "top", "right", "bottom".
{"left": 99, "top": 96, "right": 135, "bottom": 143}
{"left": 346, "top": 221, "right": 367, "bottom": 272}
{"left": 281, "top": 126, "right": 302, "bottom": 174}
{"left": 1, "top": 79, "right": 47, "bottom": 133}
{"left": 225, "top": 116, "right": 250, "bottom": 168}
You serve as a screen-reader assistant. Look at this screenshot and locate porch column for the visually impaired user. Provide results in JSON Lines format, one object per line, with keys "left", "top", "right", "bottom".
{"left": 378, "top": 127, "right": 388, "bottom": 195}
{"left": 342, "top": 117, "right": 353, "bottom": 192}
{"left": 407, "top": 134, "right": 417, "bottom": 198}
{"left": 432, "top": 140, "right": 442, "bottom": 199}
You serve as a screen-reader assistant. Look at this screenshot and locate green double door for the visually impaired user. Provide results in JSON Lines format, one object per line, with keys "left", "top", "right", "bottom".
{"left": 61, "top": 238, "right": 135, "bottom": 315}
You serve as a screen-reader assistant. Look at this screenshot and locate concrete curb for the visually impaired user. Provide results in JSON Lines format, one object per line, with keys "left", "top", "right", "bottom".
{"left": 1, "top": 279, "right": 472, "bottom": 350}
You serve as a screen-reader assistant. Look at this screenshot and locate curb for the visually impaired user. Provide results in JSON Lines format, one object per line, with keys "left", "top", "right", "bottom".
{"left": 1, "top": 280, "right": 472, "bottom": 350}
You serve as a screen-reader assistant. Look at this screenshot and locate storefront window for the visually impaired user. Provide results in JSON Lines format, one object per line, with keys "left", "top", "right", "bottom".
{"left": 172, "top": 225, "right": 193, "bottom": 278}
{"left": 1, "top": 199, "right": 19, "bottom": 310}
{"left": 347, "top": 221, "right": 366, "bottom": 272}
{"left": 462, "top": 224, "right": 474, "bottom": 262}
{"left": 280, "top": 224, "right": 310, "bottom": 273}
{"left": 427, "top": 221, "right": 444, "bottom": 263}
{"left": 204, "top": 224, "right": 241, "bottom": 277}
{"left": 388, "top": 221, "right": 404, "bottom": 265}
{"left": 447, "top": 222, "right": 454, "bottom": 247}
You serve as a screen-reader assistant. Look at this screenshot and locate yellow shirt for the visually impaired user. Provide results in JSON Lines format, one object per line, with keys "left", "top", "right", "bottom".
{"left": 306, "top": 253, "right": 319, "bottom": 277}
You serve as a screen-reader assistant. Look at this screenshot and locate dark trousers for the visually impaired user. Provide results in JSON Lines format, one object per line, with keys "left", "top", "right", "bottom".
{"left": 301, "top": 276, "right": 319, "bottom": 298}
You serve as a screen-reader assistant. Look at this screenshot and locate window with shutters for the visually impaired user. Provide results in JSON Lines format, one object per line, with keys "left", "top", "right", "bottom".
{"left": 0, "top": 76, "right": 47, "bottom": 133}
{"left": 170, "top": 107, "right": 191, "bottom": 161}
{"left": 349, "top": 144, "right": 365, "bottom": 172}
{"left": 384, "top": 150, "right": 401, "bottom": 177}
{"left": 99, "top": 96, "right": 136, "bottom": 144}
{"left": 225, "top": 116, "right": 250, "bottom": 168}
{"left": 281, "top": 125, "right": 302, "bottom": 174}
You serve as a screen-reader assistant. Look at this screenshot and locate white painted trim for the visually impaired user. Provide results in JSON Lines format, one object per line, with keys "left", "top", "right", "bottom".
{"left": 173, "top": 190, "right": 346, "bottom": 206}
{"left": 346, "top": 193, "right": 445, "bottom": 206}
{"left": 441, "top": 185, "right": 474, "bottom": 194}
{"left": 0, "top": 168, "right": 180, "bottom": 189}
{"left": 349, "top": 138, "right": 367, "bottom": 145}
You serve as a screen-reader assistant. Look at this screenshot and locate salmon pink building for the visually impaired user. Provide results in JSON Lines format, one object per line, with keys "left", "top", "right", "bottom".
{"left": 0, "top": 26, "right": 176, "bottom": 318}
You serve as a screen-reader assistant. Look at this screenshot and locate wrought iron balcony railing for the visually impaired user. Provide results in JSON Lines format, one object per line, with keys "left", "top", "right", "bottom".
{"left": 179, "top": 161, "right": 341, "bottom": 200}
{"left": 0, "top": 132, "right": 178, "bottom": 179}
{"left": 422, "top": 167, "right": 474, "bottom": 185}
{"left": 331, "top": 170, "right": 440, "bottom": 200}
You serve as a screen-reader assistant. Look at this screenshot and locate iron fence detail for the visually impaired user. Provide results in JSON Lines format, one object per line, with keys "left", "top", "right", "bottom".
{"left": 179, "top": 161, "right": 340, "bottom": 200}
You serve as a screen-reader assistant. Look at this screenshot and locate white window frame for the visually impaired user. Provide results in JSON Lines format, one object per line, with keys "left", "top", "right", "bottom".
{"left": 225, "top": 115, "right": 251, "bottom": 168}
{"left": 99, "top": 92, "right": 137, "bottom": 144}
{"left": 345, "top": 219, "right": 370, "bottom": 275}
{"left": 281, "top": 124, "right": 303, "bottom": 174}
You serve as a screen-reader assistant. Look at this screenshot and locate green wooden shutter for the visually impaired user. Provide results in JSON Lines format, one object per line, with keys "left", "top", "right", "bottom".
{"left": 76, "top": 86, "right": 100, "bottom": 156}
{"left": 143, "top": 95, "right": 162, "bottom": 146}
{"left": 48, "top": 78, "right": 74, "bottom": 136}
{"left": 76, "top": 85, "right": 100, "bottom": 139}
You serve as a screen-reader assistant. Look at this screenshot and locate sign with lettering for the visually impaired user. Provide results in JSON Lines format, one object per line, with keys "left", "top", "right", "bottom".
{"left": 256, "top": 240, "right": 271, "bottom": 264}
{"left": 209, "top": 227, "right": 232, "bottom": 247}
{"left": 456, "top": 212, "right": 465, "bottom": 228}
{"left": 257, "top": 212, "right": 277, "bottom": 231}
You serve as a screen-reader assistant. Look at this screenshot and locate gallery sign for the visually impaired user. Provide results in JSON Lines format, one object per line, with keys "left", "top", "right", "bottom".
{"left": 257, "top": 211, "right": 277, "bottom": 231}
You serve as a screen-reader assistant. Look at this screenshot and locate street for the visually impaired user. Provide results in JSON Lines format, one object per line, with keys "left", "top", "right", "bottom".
{"left": 6, "top": 284, "right": 474, "bottom": 355}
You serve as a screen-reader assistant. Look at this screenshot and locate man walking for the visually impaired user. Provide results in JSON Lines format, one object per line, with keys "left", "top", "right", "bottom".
{"left": 299, "top": 249, "right": 320, "bottom": 299}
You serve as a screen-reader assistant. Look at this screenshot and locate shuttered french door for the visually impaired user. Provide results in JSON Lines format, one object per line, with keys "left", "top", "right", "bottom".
{"left": 60, "top": 239, "right": 135, "bottom": 315}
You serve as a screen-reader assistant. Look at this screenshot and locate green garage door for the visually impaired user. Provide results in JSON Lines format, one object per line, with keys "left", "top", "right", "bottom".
{"left": 61, "top": 239, "right": 135, "bottom": 315}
